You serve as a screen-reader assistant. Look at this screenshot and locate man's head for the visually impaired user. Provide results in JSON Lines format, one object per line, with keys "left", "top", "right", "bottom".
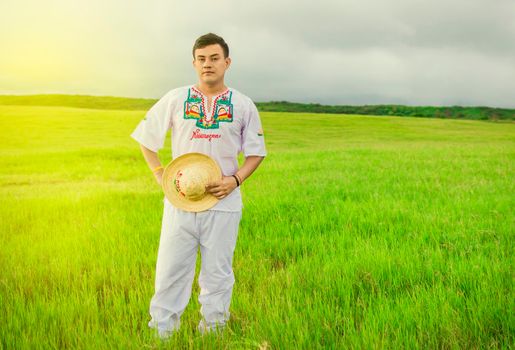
{"left": 192, "top": 33, "right": 231, "bottom": 87}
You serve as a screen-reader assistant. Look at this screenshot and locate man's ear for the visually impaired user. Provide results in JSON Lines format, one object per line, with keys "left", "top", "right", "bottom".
{"left": 225, "top": 57, "right": 232, "bottom": 69}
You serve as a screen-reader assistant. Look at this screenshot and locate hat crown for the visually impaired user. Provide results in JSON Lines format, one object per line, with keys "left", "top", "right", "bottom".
{"left": 163, "top": 152, "right": 221, "bottom": 212}
{"left": 176, "top": 167, "right": 208, "bottom": 201}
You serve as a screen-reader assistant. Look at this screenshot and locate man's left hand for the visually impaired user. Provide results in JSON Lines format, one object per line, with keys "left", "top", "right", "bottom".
{"left": 205, "top": 176, "right": 238, "bottom": 199}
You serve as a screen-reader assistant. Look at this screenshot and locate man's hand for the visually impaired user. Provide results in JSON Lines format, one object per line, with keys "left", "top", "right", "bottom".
{"left": 205, "top": 176, "right": 238, "bottom": 199}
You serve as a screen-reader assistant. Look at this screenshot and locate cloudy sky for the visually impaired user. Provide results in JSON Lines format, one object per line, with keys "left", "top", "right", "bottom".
{"left": 1, "top": 0, "right": 514, "bottom": 107}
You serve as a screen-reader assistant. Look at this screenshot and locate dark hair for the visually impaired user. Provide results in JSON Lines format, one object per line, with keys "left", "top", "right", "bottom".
{"left": 192, "top": 33, "right": 229, "bottom": 59}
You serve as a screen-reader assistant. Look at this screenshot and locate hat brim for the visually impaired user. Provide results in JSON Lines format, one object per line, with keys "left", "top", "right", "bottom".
{"left": 162, "top": 153, "right": 222, "bottom": 212}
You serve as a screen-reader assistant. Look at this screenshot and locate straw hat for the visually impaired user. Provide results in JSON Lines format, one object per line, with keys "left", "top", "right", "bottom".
{"left": 162, "top": 153, "right": 222, "bottom": 212}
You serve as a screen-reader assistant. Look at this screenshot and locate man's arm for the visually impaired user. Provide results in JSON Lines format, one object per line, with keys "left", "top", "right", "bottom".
{"left": 206, "top": 155, "right": 265, "bottom": 199}
{"left": 235, "top": 155, "right": 265, "bottom": 185}
{"left": 139, "top": 144, "right": 164, "bottom": 186}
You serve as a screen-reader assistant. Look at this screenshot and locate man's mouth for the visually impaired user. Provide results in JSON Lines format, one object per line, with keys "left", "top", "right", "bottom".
{"left": 203, "top": 72, "right": 214, "bottom": 75}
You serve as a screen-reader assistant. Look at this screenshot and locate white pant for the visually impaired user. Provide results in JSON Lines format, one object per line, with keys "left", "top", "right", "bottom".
{"left": 147, "top": 198, "right": 242, "bottom": 336}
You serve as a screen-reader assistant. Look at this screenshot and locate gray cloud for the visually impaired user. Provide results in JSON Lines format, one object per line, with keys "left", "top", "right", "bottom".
{"left": 1, "top": 0, "right": 514, "bottom": 107}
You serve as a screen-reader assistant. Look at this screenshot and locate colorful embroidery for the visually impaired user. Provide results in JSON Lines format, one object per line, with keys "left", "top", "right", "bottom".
{"left": 174, "top": 170, "right": 186, "bottom": 197}
{"left": 184, "top": 87, "right": 233, "bottom": 129}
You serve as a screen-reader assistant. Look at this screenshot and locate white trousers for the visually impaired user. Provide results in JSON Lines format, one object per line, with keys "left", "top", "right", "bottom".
{"left": 147, "top": 198, "right": 242, "bottom": 336}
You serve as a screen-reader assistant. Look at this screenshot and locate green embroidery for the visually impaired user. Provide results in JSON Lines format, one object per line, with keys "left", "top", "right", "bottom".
{"left": 183, "top": 89, "right": 233, "bottom": 129}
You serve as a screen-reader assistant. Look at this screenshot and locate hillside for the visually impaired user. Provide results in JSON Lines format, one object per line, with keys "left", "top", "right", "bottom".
{"left": 0, "top": 94, "right": 513, "bottom": 121}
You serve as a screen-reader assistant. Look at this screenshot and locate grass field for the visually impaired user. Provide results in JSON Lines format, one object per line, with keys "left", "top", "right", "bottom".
{"left": 0, "top": 102, "right": 513, "bottom": 349}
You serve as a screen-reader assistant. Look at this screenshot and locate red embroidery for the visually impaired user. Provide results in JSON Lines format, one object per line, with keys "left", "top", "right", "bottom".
{"left": 190, "top": 128, "right": 221, "bottom": 142}
{"left": 174, "top": 170, "right": 186, "bottom": 197}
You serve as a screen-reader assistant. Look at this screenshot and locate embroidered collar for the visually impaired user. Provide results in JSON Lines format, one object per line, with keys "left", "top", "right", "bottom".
{"left": 191, "top": 85, "right": 229, "bottom": 97}
{"left": 191, "top": 85, "right": 230, "bottom": 117}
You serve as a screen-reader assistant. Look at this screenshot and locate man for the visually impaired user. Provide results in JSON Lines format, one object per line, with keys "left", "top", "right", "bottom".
{"left": 130, "top": 33, "right": 266, "bottom": 339}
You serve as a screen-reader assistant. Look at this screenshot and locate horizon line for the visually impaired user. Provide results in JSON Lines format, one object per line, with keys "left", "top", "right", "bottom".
{"left": 0, "top": 92, "right": 513, "bottom": 110}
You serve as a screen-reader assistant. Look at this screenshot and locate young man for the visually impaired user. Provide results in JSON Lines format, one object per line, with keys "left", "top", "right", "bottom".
{"left": 130, "top": 33, "right": 266, "bottom": 338}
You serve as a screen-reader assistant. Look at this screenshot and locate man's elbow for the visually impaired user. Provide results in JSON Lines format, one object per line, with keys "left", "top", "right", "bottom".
{"left": 140, "top": 143, "right": 158, "bottom": 154}
{"left": 246, "top": 155, "right": 265, "bottom": 162}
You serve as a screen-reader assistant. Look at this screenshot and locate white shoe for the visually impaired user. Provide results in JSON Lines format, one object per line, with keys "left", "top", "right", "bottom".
{"left": 149, "top": 319, "right": 179, "bottom": 340}
{"left": 197, "top": 319, "right": 226, "bottom": 335}
{"left": 154, "top": 328, "right": 175, "bottom": 341}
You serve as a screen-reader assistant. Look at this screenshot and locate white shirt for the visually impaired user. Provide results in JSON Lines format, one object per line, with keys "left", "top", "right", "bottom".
{"left": 130, "top": 84, "right": 267, "bottom": 212}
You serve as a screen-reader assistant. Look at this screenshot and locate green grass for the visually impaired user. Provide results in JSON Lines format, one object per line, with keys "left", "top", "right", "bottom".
{"left": 0, "top": 102, "right": 513, "bottom": 349}
{"left": 0, "top": 94, "right": 156, "bottom": 111}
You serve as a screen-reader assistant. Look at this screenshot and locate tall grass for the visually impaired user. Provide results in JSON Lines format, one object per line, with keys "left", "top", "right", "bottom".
{"left": 0, "top": 104, "right": 513, "bottom": 349}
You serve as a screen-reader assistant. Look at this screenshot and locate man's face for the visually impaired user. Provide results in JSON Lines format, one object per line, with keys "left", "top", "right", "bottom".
{"left": 192, "top": 44, "right": 231, "bottom": 86}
